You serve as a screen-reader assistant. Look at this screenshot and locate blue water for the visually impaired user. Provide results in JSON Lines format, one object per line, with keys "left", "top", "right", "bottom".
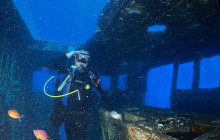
{"left": 12, "top": 0, "right": 109, "bottom": 44}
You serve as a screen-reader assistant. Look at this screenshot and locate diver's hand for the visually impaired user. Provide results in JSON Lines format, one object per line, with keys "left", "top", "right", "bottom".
{"left": 110, "top": 111, "right": 122, "bottom": 121}
{"left": 66, "top": 51, "right": 80, "bottom": 59}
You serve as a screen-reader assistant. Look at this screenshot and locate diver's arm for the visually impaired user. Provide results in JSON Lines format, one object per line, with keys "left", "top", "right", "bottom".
{"left": 96, "top": 83, "right": 123, "bottom": 120}
{"left": 66, "top": 51, "right": 80, "bottom": 59}
{"left": 95, "top": 82, "right": 112, "bottom": 112}
{"left": 50, "top": 93, "right": 66, "bottom": 127}
{"left": 89, "top": 71, "right": 112, "bottom": 111}
{"left": 42, "top": 53, "right": 69, "bottom": 75}
{"left": 49, "top": 78, "right": 67, "bottom": 127}
{"left": 43, "top": 51, "right": 79, "bottom": 75}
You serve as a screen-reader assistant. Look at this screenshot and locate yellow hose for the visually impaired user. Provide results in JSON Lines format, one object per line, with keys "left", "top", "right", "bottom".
{"left": 43, "top": 76, "right": 79, "bottom": 98}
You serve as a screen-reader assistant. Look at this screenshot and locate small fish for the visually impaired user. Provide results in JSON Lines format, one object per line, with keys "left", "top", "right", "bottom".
{"left": 110, "top": 111, "right": 122, "bottom": 121}
{"left": 8, "top": 109, "right": 24, "bottom": 122}
{"left": 33, "top": 130, "right": 49, "bottom": 140}
{"left": 190, "top": 124, "right": 196, "bottom": 132}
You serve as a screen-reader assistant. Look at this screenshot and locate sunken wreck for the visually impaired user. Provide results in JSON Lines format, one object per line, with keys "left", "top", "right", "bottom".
{"left": 0, "top": 0, "right": 220, "bottom": 139}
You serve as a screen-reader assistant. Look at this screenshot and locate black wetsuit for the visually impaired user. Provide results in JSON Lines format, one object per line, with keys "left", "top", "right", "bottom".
{"left": 43, "top": 54, "right": 111, "bottom": 140}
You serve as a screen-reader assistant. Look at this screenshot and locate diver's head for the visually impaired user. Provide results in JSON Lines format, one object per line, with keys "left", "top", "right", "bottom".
{"left": 75, "top": 49, "right": 90, "bottom": 68}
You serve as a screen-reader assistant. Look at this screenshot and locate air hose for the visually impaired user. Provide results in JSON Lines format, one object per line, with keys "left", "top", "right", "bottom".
{"left": 43, "top": 76, "right": 79, "bottom": 98}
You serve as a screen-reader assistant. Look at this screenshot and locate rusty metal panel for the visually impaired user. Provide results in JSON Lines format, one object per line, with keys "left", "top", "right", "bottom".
{"left": 100, "top": 106, "right": 220, "bottom": 140}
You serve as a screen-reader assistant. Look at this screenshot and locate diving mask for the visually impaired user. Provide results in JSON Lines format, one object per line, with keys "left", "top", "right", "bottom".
{"left": 75, "top": 52, "right": 90, "bottom": 64}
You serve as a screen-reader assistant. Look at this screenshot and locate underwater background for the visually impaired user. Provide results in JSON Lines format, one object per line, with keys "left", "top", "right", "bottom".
{"left": 0, "top": 0, "right": 220, "bottom": 140}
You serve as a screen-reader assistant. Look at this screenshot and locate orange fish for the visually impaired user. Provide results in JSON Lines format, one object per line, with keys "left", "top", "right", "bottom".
{"left": 190, "top": 124, "right": 195, "bottom": 132}
{"left": 33, "top": 130, "right": 49, "bottom": 140}
{"left": 8, "top": 109, "right": 24, "bottom": 122}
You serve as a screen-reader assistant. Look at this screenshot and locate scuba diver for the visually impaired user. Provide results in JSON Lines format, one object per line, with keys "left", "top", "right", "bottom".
{"left": 42, "top": 49, "right": 120, "bottom": 140}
